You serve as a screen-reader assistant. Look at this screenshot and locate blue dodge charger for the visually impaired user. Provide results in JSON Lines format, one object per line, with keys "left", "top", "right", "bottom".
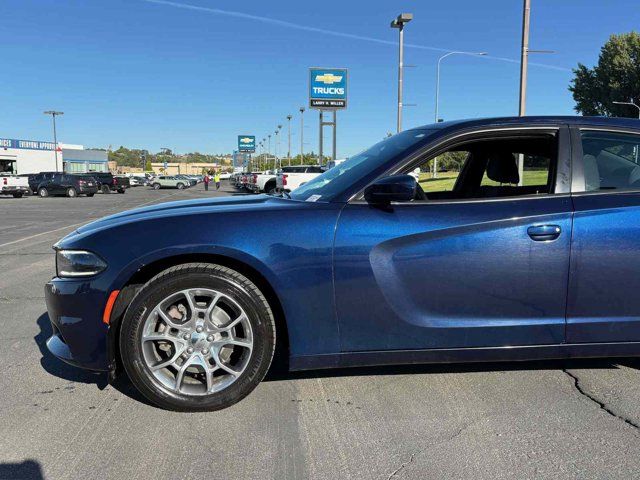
{"left": 45, "top": 116, "right": 640, "bottom": 411}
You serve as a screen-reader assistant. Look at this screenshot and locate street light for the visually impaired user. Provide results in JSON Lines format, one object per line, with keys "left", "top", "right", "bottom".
{"left": 43, "top": 111, "right": 63, "bottom": 172}
{"left": 299, "top": 107, "right": 305, "bottom": 161}
{"left": 390, "top": 13, "right": 413, "bottom": 133}
{"left": 161, "top": 147, "right": 173, "bottom": 173}
{"left": 286, "top": 115, "right": 292, "bottom": 165}
{"left": 434, "top": 51, "right": 487, "bottom": 123}
{"left": 613, "top": 100, "right": 640, "bottom": 119}
{"left": 432, "top": 51, "right": 487, "bottom": 178}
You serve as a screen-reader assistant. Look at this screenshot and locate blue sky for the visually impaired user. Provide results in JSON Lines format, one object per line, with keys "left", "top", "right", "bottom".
{"left": 1, "top": 0, "right": 638, "bottom": 157}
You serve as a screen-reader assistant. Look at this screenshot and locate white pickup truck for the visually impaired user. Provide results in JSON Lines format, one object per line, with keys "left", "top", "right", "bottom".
{"left": 276, "top": 165, "right": 324, "bottom": 193}
{"left": 0, "top": 175, "right": 30, "bottom": 198}
{"left": 249, "top": 170, "right": 278, "bottom": 194}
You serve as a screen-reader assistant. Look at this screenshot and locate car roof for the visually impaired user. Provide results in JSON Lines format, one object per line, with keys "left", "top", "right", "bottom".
{"left": 411, "top": 116, "right": 640, "bottom": 133}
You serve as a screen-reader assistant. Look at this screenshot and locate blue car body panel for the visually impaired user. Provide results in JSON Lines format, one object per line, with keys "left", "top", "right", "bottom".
{"left": 48, "top": 195, "right": 343, "bottom": 369}
{"left": 334, "top": 197, "right": 573, "bottom": 351}
{"left": 568, "top": 192, "right": 640, "bottom": 342}
{"left": 43, "top": 116, "right": 640, "bottom": 373}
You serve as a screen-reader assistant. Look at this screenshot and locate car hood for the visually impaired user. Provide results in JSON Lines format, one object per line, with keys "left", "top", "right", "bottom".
{"left": 74, "top": 194, "right": 290, "bottom": 236}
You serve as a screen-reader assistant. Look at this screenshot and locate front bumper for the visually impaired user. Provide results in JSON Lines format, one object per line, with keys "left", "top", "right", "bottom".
{"left": 44, "top": 279, "right": 110, "bottom": 371}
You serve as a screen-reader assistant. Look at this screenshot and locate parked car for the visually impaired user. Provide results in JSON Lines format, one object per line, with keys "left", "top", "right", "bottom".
{"left": 249, "top": 170, "right": 278, "bottom": 194}
{"left": 127, "top": 173, "right": 148, "bottom": 186}
{"left": 89, "top": 172, "right": 130, "bottom": 194}
{"left": 28, "top": 172, "right": 58, "bottom": 193}
{"left": 45, "top": 116, "right": 640, "bottom": 412}
{"left": 36, "top": 173, "right": 98, "bottom": 197}
{"left": 175, "top": 175, "right": 197, "bottom": 187}
{"left": 150, "top": 175, "right": 189, "bottom": 190}
{"left": 276, "top": 165, "right": 324, "bottom": 192}
{"left": 0, "top": 174, "right": 31, "bottom": 197}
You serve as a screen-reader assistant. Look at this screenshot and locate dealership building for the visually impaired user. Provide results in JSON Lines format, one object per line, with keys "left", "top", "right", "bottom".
{"left": 0, "top": 138, "right": 108, "bottom": 175}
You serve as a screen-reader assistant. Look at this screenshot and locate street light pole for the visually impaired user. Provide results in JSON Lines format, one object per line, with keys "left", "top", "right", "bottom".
{"left": 286, "top": 115, "right": 292, "bottom": 166}
{"left": 435, "top": 51, "right": 487, "bottom": 123}
{"left": 613, "top": 100, "right": 640, "bottom": 119}
{"left": 299, "top": 107, "right": 305, "bottom": 163}
{"left": 44, "top": 111, "right": 63, "bottom": 172}
{"left": 391, "top": 13, "right": 413, "bottom": 133}
{"left": 433, "top": 51, "right": 487, "bottom": 177}
{"left": 614, "top": 100, "right": 640, "bottom": 163}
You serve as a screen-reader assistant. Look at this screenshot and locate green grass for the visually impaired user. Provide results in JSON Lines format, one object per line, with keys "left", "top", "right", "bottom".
{"left": 418, "top": 170, "right": 549, "bottom": 193}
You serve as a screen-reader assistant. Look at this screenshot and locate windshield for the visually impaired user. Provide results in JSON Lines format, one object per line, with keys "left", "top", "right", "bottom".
{"left": 290, "top": 129, "right": 435, "bottom": 202}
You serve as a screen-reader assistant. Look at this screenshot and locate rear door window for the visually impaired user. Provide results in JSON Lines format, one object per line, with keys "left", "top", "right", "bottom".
{"left": 580, "top": 131, "right": 640, "bottom": 191}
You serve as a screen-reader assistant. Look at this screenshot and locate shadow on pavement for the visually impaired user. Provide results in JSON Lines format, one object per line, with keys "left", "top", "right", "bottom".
{"left": 0, "top": 460, "right": 44, "bottom": 480}
{"left": 34, "top": 312, "right": 108, "bottom": 390}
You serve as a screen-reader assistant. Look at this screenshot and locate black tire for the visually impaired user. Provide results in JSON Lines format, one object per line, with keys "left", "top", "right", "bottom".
{"left": 177, "top": 182, "right": 185, "bottom": 190}
{"left": 153, "top": 183, "right": 161, "bottom": 190}
{"left": 38, "top": 187, "right": 49, "bottom": 198}
{"left": 117, "top": 189, "right": 125, "bottom": 194}
{"left": 12, "top": 192, "right": 23, "bottom": 198}
{"left": 86, "top": 193, "right": 95, "bottom": 197}
{"left": 67, "top": 187, "right": 78, "bottom": 198}
{"left": 120, "top": 263, "right": 276, "bottom": 411}
{"left": 101, "top": 185, "right": 110, "bottom": 194}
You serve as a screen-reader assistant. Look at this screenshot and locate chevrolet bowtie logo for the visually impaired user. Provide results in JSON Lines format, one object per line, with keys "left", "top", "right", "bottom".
{"left": 315, "top": 73, "right": 343, "bottom": 85}
{"left": 239, "top": 137, "right": 253, "bottom": 144}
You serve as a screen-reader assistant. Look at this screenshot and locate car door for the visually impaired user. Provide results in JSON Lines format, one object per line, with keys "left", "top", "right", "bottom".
{"left": 567, "top": 126, "right": 640, "bottom": 343}
{"left": 50, "top": 174, "right": 64, "bottom": 194}
{"left": 333, "top": 126, "right": 573, "bottom": 351}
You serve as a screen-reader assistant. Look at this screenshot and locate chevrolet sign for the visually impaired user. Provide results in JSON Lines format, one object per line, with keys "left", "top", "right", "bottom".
{"left": 309, "top": 67, "right": 347, "bottom": 109}
{"left": 237, "top": 135, "right": 255, "bottom": 152}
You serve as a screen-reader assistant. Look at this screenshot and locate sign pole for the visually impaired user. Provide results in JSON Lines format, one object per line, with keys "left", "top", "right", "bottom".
{"left": 319, "top": 110, "right": 324, "bottom": 166}
{"left": 332, "top": 111, "right": 337, "bottom": 161}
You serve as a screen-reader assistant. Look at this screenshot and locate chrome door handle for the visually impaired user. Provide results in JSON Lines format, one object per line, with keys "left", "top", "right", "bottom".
{"left": 527, "top": 225, "right": 561, "bottom": 241}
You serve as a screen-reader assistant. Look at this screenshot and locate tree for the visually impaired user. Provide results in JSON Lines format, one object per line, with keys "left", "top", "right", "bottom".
{"left": 569, "top": 32, "right": 640, "bottom": 117}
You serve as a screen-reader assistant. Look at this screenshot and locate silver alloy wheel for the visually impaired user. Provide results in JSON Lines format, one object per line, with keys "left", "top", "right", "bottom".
{"left": 140, "top": 288, "right": 253, "bottom": 396}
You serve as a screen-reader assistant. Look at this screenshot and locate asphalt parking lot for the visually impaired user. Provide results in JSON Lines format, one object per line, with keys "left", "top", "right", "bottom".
{"left": 2, "top": 183, "right": 640, "bottom": 479}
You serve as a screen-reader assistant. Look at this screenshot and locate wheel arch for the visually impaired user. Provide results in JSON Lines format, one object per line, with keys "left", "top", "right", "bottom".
{"left": 106, "top": 252, "right": 290, "bottom": 379}
{"left": 264, "top": 179, "right": 276, "bottom": 191}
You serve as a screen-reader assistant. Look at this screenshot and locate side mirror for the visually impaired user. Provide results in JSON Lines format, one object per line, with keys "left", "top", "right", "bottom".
{"left": 364, "top": 174, "right": 417, "bottom": 205}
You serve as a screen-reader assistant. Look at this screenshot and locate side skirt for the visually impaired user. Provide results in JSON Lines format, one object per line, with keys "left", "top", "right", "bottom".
{"left": 289, "top": 342, "right": 640, "bottom": 371}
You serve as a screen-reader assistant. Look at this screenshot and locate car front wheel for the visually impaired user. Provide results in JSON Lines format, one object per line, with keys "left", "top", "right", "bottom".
{"left": 101, "top": 185, "right": 110, "bottom": 194}
{"left": 38, "top": 187, "right": 49, "bottom": 198}
{"left": 177, "top": 183, "right": 184, "bottom": 190}
{"left": 120, "top": 263, "right": 276, "bottom": 411}
{"left": 67, "top": 187, "right": 78, "bottom": 198}
{"left": 153, "top": 183, "right": 161, "bottom": 190}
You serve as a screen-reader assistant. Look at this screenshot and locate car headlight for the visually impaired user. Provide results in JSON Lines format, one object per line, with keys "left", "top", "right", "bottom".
{"left": 56, "top": 250, "right": 107, "bottom": 278}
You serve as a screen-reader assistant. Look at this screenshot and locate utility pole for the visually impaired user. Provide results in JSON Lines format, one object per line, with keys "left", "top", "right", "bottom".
{"left": 516, "top": 0, "right": 553, "bottom": 185}
{"left": 517, "top": 0, "right": 530, "bottom": 186}
{"left": 391, "top": 13, "right": 413, "bottom": 133}
{"left": 518, "top": 0, "right": 530, "bottom": 118}
{"left": 286, "top": 115, "right": 292, "bottom": 166}
{"left": 44, "top": 111, "right": 63, "bottom": 171}
{"left": 299, "top": 107, "right": 305, "bottom": 163}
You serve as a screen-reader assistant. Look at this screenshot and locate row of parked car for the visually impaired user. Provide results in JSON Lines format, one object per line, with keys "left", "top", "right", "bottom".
{"left": 231, "top": 165, "right": 326, "bottom": 194}
{"left": 0, "top": 171, "right": 131, "bottom": 198}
